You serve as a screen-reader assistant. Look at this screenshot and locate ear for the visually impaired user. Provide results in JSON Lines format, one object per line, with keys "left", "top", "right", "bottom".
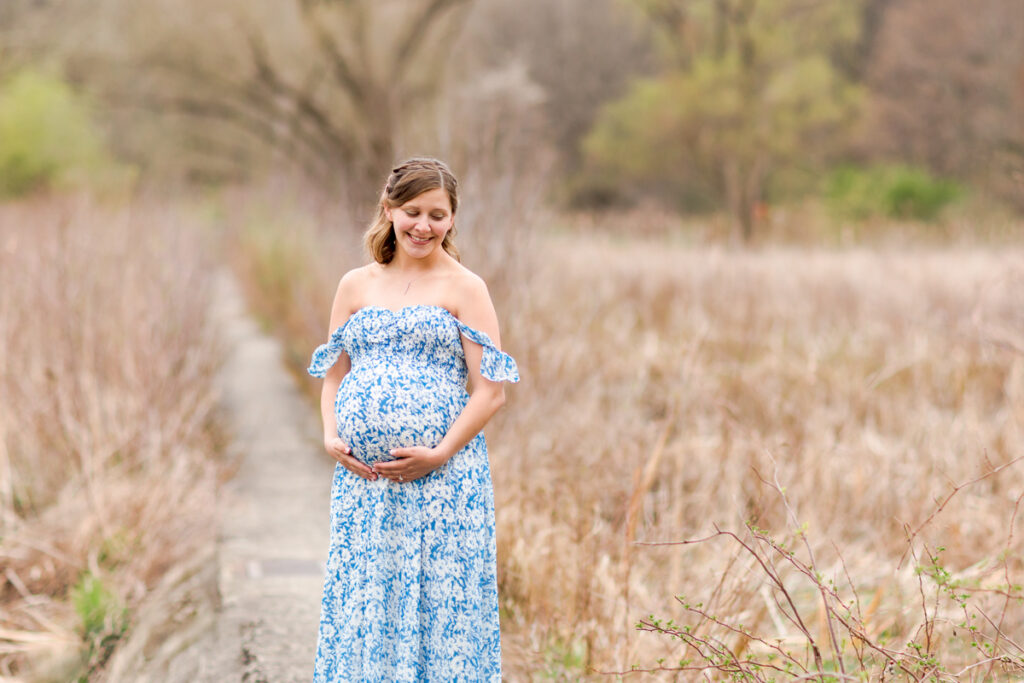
{"left": 384, "top": 206, "right": 393, "bottom": 222}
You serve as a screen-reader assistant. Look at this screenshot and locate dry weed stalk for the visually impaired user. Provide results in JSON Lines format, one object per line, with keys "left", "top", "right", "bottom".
{"left": 618, "top": 455, "right": 1024, "bottom": 680}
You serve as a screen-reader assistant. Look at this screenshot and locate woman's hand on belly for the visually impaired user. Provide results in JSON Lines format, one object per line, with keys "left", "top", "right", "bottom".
{"left": 325, "top": 437, "right": 379, "bottom": 481}
{"left": 372, "top": 445, "right": 451, "bottom": 483}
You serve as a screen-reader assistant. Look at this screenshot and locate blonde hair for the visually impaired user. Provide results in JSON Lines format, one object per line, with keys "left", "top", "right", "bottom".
{"left": 364, "top": 157, "right": 460, "bottom": 264}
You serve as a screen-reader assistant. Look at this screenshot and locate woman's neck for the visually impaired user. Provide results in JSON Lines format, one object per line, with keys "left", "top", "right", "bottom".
{"left": 390, "top": 248, "right": 445, "bottom": 273}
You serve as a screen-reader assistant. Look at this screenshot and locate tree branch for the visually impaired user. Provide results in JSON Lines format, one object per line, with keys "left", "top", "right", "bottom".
{"left": 298, "top": 0, "right": 367, "bottom": 101}
{"left": 390, "top": 0, "right": 471, "bottom": 84}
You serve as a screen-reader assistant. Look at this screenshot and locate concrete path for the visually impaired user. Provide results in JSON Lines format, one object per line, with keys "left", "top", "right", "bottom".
{"left": 105, "top": 271, "right": 334, "bottom": 682}
{"left": 202, "top": 271, "right": 334, "bottom": 681}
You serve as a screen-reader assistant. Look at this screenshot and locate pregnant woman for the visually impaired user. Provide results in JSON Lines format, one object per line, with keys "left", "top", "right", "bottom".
{"left": 307, "top": 157, "right": 518, "bottom": 682}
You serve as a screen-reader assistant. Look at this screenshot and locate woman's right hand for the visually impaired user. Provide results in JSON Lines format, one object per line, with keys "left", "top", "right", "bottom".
{"left": 324, "top": 437, "right": 378, "bottom": 481}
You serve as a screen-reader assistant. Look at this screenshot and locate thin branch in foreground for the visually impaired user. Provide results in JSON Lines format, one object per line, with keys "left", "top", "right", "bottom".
{"left": 619, "top": 453, "right": 1024, "bottom": 680}
{"left": 897, "top": 454, "right": 1024, "bottom": 569}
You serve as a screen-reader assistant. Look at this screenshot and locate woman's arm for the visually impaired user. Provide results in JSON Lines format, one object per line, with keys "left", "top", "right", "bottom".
{"left": 321, "top": 270, "right": 378, "bottom": 481}
{"left": 320, "top": 357, "right": 349, "bottom": 442}
{"left": 375, "top": 275, "right": 507, "bottom": 482}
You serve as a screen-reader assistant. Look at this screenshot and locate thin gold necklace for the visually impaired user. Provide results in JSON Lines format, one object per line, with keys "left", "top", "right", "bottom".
{"left": 402, "top": 271, "right": 428, "bottom": 295}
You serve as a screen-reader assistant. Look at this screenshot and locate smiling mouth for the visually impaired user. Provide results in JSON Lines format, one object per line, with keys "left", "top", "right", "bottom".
{"left": 408, "top": 234, "right": 433, "bottom": 245}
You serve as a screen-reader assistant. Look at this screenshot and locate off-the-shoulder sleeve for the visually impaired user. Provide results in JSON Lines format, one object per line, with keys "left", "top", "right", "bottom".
{"left": 307, "top": 326, "right": 346, "bottom": 378}
{"left": 454, "top": 319, "right": 520, "bottom": 383}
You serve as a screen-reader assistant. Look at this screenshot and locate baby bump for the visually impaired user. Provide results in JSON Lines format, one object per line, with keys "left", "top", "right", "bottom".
{"left": 334, "top": 370, "right": 463, "bottom": 464}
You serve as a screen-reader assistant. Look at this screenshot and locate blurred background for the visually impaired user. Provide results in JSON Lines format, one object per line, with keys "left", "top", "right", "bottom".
{"left": 1, "top": 0, "right": 1023, "bottom": 679}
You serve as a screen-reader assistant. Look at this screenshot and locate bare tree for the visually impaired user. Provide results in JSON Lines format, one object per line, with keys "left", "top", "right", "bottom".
{"left": 6, "top": 0, "right": 474, "bottom": 202}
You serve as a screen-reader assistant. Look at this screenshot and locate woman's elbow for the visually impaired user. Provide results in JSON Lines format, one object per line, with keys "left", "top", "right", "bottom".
{"left": 483, "top": 384, "right": 506, "bottom": 413}
{"left": 470, "top": 380, "right": 506, "bottom": 413}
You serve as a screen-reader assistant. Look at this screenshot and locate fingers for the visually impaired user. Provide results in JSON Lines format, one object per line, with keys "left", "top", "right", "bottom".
{"left": 326, "top": 445, "right": 437, "bottom": 483}
{"left": 372, "top": 461, "right": 401, "bottom": 479}
{"left": 343, "top": 455, "right": 377, "bottom": 480}
{"left": 375, "top": 450, "right": 410, "bottom": 482}
{"left": 388, "top": 446, "right": 429, "bottom": 459}
{"left": 374, "top": 448, "right": 439, "bottom": 483}
{"left": 326, "top": 439, "right": 377, "bottom": 480}
{"left": 373, "top": 459, "right": 419, "bottom": 483}
{"left": 339, "top": 453, "right": 376, "bottom": 480}
{"left": 325, "top": 437, "right": 350, "bottom": 459}
{"left": 375, "top": 467, "right": 412, "bottom": 483}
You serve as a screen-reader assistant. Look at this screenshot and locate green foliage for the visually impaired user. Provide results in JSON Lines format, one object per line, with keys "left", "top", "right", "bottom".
{"left": 0, "top": 69, "right": 111, "bottom": 198}
{"left": 583, "top": 52, "right": 860, "bottom": 208}
{"left": 577, "top": 73, "right": 716, "bottom": 209}
{"left": 71, "top": 570, "right": 128, "bottom": 676}
{"left": 71, "top": 570, "right": 127, "bottom": 640}
{"left": 539, "top": 635, "right": 588, "bottom": 679}
{"left": 825, "top": 164, "right": 963, "bottom": 222}
{"left": 884, "top": 168, "right": 963, "bottom": 221}
{"left": 577, "top": 0, "right": 862, "bottom": 233}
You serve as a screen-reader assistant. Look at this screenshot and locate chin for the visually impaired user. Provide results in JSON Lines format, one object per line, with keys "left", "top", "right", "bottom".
{"left": 404, "top": 237, "right": 436, "bottom": 252}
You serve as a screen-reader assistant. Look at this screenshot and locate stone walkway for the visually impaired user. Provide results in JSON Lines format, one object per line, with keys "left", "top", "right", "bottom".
{"left": 105, "top": 271, "right": 334, "bottom": 682}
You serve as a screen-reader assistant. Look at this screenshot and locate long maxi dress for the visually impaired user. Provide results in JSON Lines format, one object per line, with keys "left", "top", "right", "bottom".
{"left": 306, "top": 304, "right": 519, "bottom": 683}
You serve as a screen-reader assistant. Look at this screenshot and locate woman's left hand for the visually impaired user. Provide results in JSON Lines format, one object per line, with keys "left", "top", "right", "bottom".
{"left": 373, "top": 446, "right": 450, "bottom": 483}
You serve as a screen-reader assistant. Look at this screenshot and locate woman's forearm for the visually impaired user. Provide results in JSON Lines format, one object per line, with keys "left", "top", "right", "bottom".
{"left": 321, "top": 378, "right": 342, "bottom": 442}
{"left": 433, "top": 384, "right": 506, "bottom": 461}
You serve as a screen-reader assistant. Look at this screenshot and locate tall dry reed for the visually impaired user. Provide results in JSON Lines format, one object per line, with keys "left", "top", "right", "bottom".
{"left": 0, "top": 197, "right": 222, "bottom": 679}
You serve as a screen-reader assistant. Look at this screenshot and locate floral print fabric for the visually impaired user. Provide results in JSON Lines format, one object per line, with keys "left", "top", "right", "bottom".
{"left": 307, "top": 305, "right": 518, "bottom": 682}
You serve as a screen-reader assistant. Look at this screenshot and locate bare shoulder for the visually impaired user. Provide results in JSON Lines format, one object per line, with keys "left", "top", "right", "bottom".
{"left": 446, "top": 262, "right": 493, "bottom": 315}
{"left": 337, "top": 262, "right": 381, "bottom": 296}
{"left": 446, "top": 261, "right": 501, "bottom": 342}
{"left": 330, "top": 263, "right": 378, "bottom": 327}
{"left": 340, "top": 262, "right": 379, "bottom": 285}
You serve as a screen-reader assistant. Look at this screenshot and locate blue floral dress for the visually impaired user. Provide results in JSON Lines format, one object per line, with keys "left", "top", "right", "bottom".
{"left": 307, "top": 304, "right": 519, "bottom": 682}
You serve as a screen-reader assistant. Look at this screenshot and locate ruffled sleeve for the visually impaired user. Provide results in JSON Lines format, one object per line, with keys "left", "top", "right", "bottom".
{"left": 307, "top": 326, "right": 346, "bottom": 378}
{"left": 454, "top": 320, "right": 520, "bottom": 384}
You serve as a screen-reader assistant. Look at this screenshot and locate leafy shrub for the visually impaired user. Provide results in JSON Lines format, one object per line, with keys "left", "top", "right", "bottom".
{"left": 0, "top": 69, "right": 109, "bottom": 198}
{"left": 826, "top": 164, "right": 963, "bottom": 222}
{"left": 883, "top": 166, "right": 963, "bottom": 220}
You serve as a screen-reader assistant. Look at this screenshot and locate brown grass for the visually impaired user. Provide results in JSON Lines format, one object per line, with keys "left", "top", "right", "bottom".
{"left": 231, "top": 201, "right": 1024, "bottom": 678}
{"left": 0, "top": 196, "right": 224, "bottom": 679}
{"left": 492, "top": 234, "right": 1024, "bottom": 677}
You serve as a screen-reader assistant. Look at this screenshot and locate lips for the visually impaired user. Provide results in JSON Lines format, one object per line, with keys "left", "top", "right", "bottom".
{"left": 407, "top": 234, "right": 433, "bottom": 245}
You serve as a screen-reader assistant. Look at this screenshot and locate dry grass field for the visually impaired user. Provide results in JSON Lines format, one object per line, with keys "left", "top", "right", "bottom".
{"left": 0, "top": 198, "right": 223, "bottom": 680}
{"left": 492, "top": 234, "right": 1024, "bottom": 679}
{"left": 233, "top": 204, "right": 1024, "bottom": 679}
{"left": 4, "top": 190, "right": 1019, "bottom": 679}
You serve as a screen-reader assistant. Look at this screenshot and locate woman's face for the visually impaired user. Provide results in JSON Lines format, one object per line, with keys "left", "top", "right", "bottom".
{"left": 386, "top": 187, "right": 454, "bottom": 260}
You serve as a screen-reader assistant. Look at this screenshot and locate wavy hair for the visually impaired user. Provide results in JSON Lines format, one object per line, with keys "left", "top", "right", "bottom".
{"left": 363, "top": 157, "right": 460, "bottom": 264}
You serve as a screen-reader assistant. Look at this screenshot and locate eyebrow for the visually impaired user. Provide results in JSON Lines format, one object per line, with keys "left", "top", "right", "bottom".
{"left": 404, "top": 201, "right": 449, "bottom": 213}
